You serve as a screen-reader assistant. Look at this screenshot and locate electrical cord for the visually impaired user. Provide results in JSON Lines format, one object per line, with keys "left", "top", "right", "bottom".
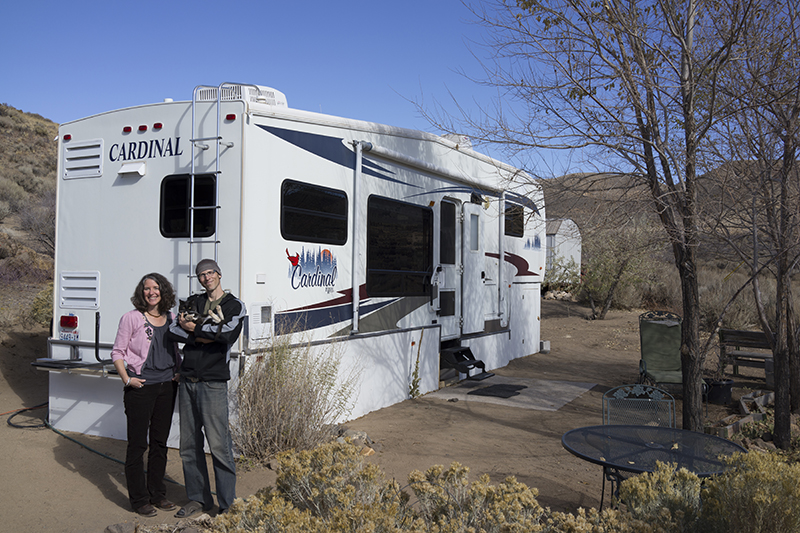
{"left": 6, "top": 402, "right": 185, "bottom": 488}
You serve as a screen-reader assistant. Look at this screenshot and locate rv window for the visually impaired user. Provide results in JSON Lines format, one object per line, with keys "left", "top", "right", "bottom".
{"left": 367, "top": 196, "right": 433, "bottom": 297}
{"left": 281, "top": 180, "right": 348, "bottom": 245}
{"left": 440, "top": 201, "right": 456, "bottom": 265}
{"left": 159, "top": 174, "right": 216, "bottom": 238}
{"left": 505, "top": 204, "right": 525, "bottom": 238}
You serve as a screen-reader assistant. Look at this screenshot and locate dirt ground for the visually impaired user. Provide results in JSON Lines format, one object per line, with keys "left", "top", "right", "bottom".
{"left": 0, "top": 299, "right": 764, "bottom": 532}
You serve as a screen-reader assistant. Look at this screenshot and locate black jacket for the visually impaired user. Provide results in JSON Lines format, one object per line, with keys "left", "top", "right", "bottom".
{"left": 167, "top": 292, "right": 246, "bottom": 381}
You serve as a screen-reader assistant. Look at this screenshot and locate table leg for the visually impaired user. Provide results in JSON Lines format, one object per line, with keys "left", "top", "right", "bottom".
{"left": 601, "top": 466, "right": 624, "bottom": 509}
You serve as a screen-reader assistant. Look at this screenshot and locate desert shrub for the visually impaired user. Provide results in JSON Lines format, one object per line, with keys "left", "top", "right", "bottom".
{"left": 542, "top": 507, "right": 672, "bottom": 533}
{"left": 0, "top": 177, "right": 28, "bottom": 211}
{"left": 17, "top": 186, "right": 55, "bottom": 255}
{"left": 544, "top": 256, "right": 581, "bottom": 293}
{"left": 27, "top": 282, "right": 53, "bottom": 327}
{"left": 697, "top": 265, "right": 761, "bottom": 330}
{"left": 407, "top": 462, "right": 544, "bottom": 532}
{"left": 580, "top": 219, "right": 663, "bottom": 318}
{"left": 618, "top": 462, "right": 702, "bottom": 532}
{"left": 0, "top": 248, "right": 53, "bottom": 283}
{"left": 214, "top": 441, "right": 409, "bottom": 533}
{"left": 0, "top": 200, "right": 10, "bottom": 223}
{"left": 638, "top": 261, "right": 681, "bottom": 312}
{"left": 232, "top": 333, "right": 358, "bottom": 464}
{"left": 615, "top": 453, "right": 800, "bottom": 533}
{"left": 701, "top": 452, "right": 800, "bottom": 533}
{"left": 210, "top": 442, "right": 677, "bottom": 533}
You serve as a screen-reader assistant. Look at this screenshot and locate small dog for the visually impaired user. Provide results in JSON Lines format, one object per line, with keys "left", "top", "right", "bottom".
{"left": 179, "top": 299, "right": 226, "bottom": 339}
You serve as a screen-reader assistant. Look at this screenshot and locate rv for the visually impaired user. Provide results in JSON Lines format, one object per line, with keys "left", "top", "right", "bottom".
{"left": 37, "top": 83, "right": 546, "bottom": 444}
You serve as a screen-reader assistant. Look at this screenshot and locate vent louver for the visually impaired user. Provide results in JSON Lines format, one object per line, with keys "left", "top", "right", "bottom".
{"left": 63, "top": 139, "right": 103, "bottom": 179}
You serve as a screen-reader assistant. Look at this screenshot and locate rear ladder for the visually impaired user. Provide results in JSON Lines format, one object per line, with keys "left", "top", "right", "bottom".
{"left": 186, "top": 83, "right": 250, "bottom": 293}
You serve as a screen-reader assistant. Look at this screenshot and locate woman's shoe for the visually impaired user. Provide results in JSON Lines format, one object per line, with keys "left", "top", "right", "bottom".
{"left": 152, "top": 498, "right": 176, "bottom": 511}
{"left": 135, "top": 503, "right": 157, "bottom": 517}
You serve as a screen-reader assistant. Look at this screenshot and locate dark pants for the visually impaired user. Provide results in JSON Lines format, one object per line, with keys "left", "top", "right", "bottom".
{"left": 123, "top": 380, "right": 178, "bottom": 509}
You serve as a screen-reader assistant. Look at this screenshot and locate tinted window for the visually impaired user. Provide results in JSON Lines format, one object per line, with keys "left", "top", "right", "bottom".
{"left": 367, "top": 196, "right": 433, "bottom": 296}
{"left": 160, "top": 174, "right": 216, "bottom": 238}
{"left": 505, "top": 204, "right": 524, "bottom": 238}
{"left": 440, "top": 201, "right": 456, "bottom": 265}
{"left": 281, "top": 180, "right": 348, "bottom": 245}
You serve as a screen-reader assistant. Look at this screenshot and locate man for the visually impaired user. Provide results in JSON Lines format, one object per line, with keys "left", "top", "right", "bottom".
{"left": 168, "top": 259, "right": 246, "bottom": 518}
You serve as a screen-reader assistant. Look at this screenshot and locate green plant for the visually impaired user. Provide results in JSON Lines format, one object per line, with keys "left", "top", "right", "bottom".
{"left": 26, "top": 282, "right": 53, "bottom": 327}
{"left": 232, "top": 332, "right": 358, "bottom": 464}
{"left": 408, "top": 330, "right": 423, "bottom": 399}
{"left": 544, "top": 256, "right": 581, "bottom": 293}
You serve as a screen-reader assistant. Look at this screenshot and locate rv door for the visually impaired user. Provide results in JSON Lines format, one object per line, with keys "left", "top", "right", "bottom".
{"left": 462, "top": 202, "right": 484, "bottom": 334}
{"left": 438, "top": 200, "right": 461, "bottom": 341}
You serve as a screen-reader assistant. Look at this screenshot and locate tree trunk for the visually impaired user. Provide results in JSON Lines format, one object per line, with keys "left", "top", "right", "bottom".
{"left": 676, "top": 245, "right": 704, "bottom": 432}
{"left": 597, "top": 259, "right": 629, "bottom": 320}
{"left": 774, "top": 272, "right": 792, "bottom": 449}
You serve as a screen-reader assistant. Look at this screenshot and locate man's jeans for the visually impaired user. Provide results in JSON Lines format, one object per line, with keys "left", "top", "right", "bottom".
{"left": 179, "top": 380, "right": 236, "bottom": 510}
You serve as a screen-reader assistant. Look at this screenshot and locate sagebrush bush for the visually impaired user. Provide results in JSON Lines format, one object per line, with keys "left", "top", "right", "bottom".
{"left": 616, "top": 453, "right": 800, "bottom": 533}
{"left": 407, "top": 462, "right": 544, "bottom": 532}
{"left": 618, "top": 462, "right": 701, "bottom": 532}
{"left": 0, "top": 200, "right": 10, "bottom": 223}
{"left": 209, "top": 442, "right": 681, "bottom": 533}
{"left": 27, "top": 282, "right": 53, "bottom": 327}
{"left": 0, "top": 177, "right": 28, "bottom": 211}
{"left": 702, "top": 452, "right": 800, "bottom": 533}
{"left": 214, "top": 441, "right": 408, "bottom": 533}
{"left": 232, "top": 333, "right": 357, "bottom": 464}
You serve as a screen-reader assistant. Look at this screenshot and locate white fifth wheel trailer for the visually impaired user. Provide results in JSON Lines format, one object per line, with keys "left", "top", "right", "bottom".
{"left": 36, "top": 83, "right": 546, "bottom": 446}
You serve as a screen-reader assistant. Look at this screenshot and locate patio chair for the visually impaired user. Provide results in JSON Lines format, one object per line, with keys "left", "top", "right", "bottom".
{"left": 599, "top": 384, "right": 676, "bottom": 508}
{"left": 638, "top": 311, "right": 682, "bottom": 386}
{"left": 603, "top": 384, "right": 676, "bottom": 428}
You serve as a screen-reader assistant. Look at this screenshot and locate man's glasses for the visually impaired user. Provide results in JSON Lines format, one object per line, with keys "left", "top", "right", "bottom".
{"left": 198, "top": 270, "right": 217, "bottom": 280}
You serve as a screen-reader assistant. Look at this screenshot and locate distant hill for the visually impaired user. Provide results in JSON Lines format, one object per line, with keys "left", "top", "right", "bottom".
{"left": 0, "top": 104, "right": 58, "bottom": 206}
{"left": 0, "top": 104, "right": 58, "bottom": 257}
{"left": 0, "top": 105, "right": 56, "bottom": 326}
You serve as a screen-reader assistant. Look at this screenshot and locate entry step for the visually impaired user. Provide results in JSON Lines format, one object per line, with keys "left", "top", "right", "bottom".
{"left": 440, "top": 347, "right": 495, "bottom": 381}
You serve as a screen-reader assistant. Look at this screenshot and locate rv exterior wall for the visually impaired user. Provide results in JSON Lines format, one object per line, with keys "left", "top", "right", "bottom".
{"left": 47, "top": 84, "right": 546, "bottom": 442}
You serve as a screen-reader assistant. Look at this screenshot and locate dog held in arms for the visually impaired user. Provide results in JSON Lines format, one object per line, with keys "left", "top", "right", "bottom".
{"left": 179, "top": 299, "right": 226, "bottom": 340}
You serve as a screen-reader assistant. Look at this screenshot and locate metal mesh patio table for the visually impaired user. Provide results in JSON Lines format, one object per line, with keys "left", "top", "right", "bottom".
{"left": 562, "top": 424, "right": 747, "bottom": 506}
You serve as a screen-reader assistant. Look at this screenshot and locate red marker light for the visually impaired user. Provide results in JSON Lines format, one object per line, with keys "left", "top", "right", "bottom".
{"left": 138, "top": 125, "right": 147, "bottom": 132}
{"left": 123, "top": 126, "right": 132, "bottom": 133}
{"left": 63, "top": 134, "right": 72, "bottom": 141}
{"left": 225, "top": 114, "right": 236, "bottom": 121}
{"left": 60, "top": 315, "right": 79, "bottom": 329}
{"left": 153, "top": 122, "right": 163, "bottom": 130}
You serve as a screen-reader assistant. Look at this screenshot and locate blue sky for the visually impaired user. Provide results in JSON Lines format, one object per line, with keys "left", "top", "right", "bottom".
{"left": 3, "top": 0, "right": 569, "bottom": 175}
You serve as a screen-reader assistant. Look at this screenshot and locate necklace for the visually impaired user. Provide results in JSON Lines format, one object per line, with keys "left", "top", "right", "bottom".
{"left": 145, "top": 311, "right": 162, "bottom": 318}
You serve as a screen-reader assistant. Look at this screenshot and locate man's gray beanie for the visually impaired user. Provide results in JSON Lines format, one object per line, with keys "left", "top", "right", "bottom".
{"left": 196, "top": 259, "right": 222, "bottom": 277}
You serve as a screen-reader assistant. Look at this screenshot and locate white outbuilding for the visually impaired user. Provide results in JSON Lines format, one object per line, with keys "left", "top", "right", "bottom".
{"left": 546, "top": 218, "right": 581, "bottom": 275}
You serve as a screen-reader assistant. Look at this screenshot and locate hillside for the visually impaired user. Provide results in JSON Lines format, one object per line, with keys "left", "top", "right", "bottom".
{"left": 0, "top": 104, "right": 58, "bottom": 327}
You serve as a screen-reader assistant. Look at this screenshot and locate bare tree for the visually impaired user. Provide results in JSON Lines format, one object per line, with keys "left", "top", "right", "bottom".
{"left": 702, "top": 0, "right": 800, "bottom": 448}
{"left": 422, "top": 0, "right": 754, "bottom": 430}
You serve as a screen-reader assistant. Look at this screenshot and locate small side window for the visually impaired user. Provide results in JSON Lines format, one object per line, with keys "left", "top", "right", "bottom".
{"left": 505, "top": 204, "right": 524, "bottom": 238}
{"left": 160, "top": 174, "right": 216, "bottom": 238}
{"left": 281, "top": 180, "right": 348, "bottom": 245}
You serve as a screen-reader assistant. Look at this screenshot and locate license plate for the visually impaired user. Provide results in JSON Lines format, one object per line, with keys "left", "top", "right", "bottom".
{"left": 60, "top": 331, "right": 79, "bottom": 341}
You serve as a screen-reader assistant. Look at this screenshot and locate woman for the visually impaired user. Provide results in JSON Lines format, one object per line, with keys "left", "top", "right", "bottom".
{"left": 111, "top": 273, "right": 181, "bottom": 517}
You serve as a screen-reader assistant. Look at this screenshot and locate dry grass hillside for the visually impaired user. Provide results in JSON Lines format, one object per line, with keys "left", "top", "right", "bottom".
{"left": 0, "top": 104, "right": 57, "bottom": 328}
